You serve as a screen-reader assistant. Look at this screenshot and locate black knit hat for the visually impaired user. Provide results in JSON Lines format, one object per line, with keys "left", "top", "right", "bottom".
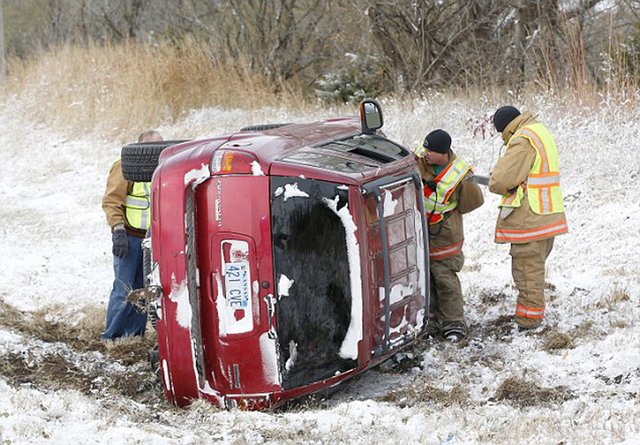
{"left": 493, "top": 106, "right": 521, "bottom": 132}
{"left": 423, "top": 129, "right": 451, "bottom": 154}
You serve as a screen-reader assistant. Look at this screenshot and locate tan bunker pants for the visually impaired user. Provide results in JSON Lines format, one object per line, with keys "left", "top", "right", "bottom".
{"left": 509, "top": 238, "right": 555, "bottom": 328}
{"left": 429, "top": 252, "right": 465, "bottom": 331}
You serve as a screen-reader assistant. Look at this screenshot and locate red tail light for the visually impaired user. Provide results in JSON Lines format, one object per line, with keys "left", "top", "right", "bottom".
{"left": 211, "top": 150, "right": 258, "bottom": 174}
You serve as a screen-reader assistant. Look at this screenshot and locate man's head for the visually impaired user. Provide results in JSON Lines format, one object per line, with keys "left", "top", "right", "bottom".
{"left": 423, "top": 129, "right": 451, "bottom": 166}
{"left": 138, "top": 130, "right": 163, "bottom": 143}
{"left": 493, "top": 106, "right": 521, "bottom": 133}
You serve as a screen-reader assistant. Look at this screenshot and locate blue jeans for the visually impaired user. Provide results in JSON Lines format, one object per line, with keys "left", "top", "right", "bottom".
{"left": 102, "top": 233, "right": 147, "bottom": 339}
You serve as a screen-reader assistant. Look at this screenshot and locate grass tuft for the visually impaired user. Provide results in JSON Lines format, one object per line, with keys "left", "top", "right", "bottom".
{"left": 493, "top": 376, "right": 573, "bottom": 407}
{"left": 543, "top": 330, "right": 574, "bottom": 351}
{"left": 380, "top": 377, "right": 469, "bottom": 408}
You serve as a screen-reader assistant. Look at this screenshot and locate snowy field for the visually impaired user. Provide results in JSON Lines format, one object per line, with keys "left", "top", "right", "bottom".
{"left": 0, "top": 96, "right": 639, "bottom": 444}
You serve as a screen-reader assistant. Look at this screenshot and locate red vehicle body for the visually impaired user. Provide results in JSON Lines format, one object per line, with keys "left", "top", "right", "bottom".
{"left": 146, "top": 103, "right": 429, "bottom": 409}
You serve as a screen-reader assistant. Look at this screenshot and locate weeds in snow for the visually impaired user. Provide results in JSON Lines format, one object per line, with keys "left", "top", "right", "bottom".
{"left": 543, "top": 330, "right": 574, "bottom": 352}
{"left": 493, "top": 376, "right": 574, "bottom": 407}
{"left": 380, "top": 377, "right": 469, "bottom": 408}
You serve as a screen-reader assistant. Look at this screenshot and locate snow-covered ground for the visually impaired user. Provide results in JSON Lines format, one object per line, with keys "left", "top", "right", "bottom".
{"left": 0, "top": 96, "right": 639, "bottom": 444}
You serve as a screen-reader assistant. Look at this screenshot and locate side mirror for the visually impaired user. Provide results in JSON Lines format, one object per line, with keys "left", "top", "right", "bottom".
{"left": 359, "top": 99, "right": 384, "bottom": 134}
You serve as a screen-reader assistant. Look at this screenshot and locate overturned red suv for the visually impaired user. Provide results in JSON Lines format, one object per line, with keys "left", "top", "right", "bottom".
{"left": 122, "top": 100, "right": 429, "bottom": 409}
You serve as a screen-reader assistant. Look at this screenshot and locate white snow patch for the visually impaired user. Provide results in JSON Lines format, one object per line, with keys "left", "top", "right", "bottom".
{"left": 161, "top": 359, "right": 171, "bottom": 395}
{"left": 183, "top": 163, "right": 210, "bottom": 186}
{"left": 383, "top": 190, "right": 398, "bottom": 217}
{"left": 251, "top": 161, "right": 264, "bottom": 176}
{"left": 282, "top": 183, "right": 309, "bottom": 201}
{"left": 259, "top": 332, "right": 281, "bottom": 386}
{"left": 167, "top": 275, "right": 191, "bottom": 329}
{"left": 277, "top": 274, "right": 295, "bottom": 299}
{"left": 323, "top": 195, "right": 363, "bottom": 360}
{"left": 379, "top": 283, "right": 414, "bottom": 305}
{"left": 285, "top": 341, "right": 298, "bottom": 371}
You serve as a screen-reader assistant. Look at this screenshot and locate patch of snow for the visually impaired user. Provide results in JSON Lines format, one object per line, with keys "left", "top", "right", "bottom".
{"left": 184, "top": 163, "right": 210, "bottom": 186}
{"left": 383, "top": 190, "right": 398, "bottom": 217}
{"left": 285, "top": 341, "right": 298, "bottom": 371}
{"left": 259, "top": 332, "right": 281, "bottom": 386}
{"left": 323, "top": 195, "right": 363, "bottom": 360}
{"left": 251, "top": 161, "right": 264, "bottom": 176}
{"left": 277, "top": 274, "right": 295, "bottom": 299}
{"left": 167, "top": 275, "right": 191, "bottom": 329}
{"left": 282, "top": 183, "right": 309, "bottom": 201}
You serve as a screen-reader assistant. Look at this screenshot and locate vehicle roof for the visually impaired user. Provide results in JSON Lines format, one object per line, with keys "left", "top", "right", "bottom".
{"left": 161, "top": 116, "right": 415, "bottom": 184}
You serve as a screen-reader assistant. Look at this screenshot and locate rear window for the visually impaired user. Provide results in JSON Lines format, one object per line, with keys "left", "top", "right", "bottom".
{"left": 270, "top": 177, "right": 358, "bottom": 389}
{"left": 283, "top": 152, "right": 374, "bottom": 173}
{"left": 319, "top": 134, "right": 409, "bottom": 163}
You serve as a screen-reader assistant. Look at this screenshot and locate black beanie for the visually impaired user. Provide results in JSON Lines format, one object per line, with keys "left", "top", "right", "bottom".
{"left": 493, "top": 106, "right": 521, "bottom": 132}
{"left": 423, "top": 129, "right": 451, "bottom": 154}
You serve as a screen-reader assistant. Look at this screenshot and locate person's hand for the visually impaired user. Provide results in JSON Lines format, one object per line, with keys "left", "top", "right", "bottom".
{"left": 112, "top": 226, "right": 129, "bottom": 259}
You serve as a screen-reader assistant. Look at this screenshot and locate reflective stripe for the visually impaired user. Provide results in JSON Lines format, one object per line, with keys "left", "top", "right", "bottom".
{"left": 516, "top": 304, "right": 545, "bottom": 318}
{"left": 495, "top": 220, "right": 568, "bottom": 243}
{"left": 429, "top": 241, "right": 463, "bottom": 260}
{"left": 424, "top": 197, "right": 459, "bottom": 213}
{"left": 499, "top": 123, "right": 565, "bottom": 216}
{"left": 518, "top": 128, "right": 549, "bottom": 173}
{"left": 423, "top": 159, "right": 471, "bottom": 224}
{"left": 125, "top": 182, "right": 151, "bottom": 230}
{"left": 125, "top": 196, "right": 149, "bottom": 208}
{"left": 140, "top": 183, "right": 150, "bottom": 230}
{"left": 528, "top": 173, "right": 560, "bottom": 187}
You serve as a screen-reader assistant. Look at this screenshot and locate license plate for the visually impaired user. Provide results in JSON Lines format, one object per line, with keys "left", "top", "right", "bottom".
{"left": 224, "top": 262, "right": 250, "bottom": 309}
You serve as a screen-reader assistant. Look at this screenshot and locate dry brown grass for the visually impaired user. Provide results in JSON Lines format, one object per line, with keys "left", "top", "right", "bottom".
{"left": 0, "top": 298, "right": 155, "bottom": 365}
{"left": 0, "top": 298, "right": 162, "bottom": 402}
{"left": 493, "top": 376, "right": 573, "bottom": 407}
{"left": 380, "top": 377, "right": 469, "bottom": 408}
{"left": 543, "top": 330, "right": 574, "bottom": 352}
{"left": 2, "top": 37, "right": 302, "bottom": 140}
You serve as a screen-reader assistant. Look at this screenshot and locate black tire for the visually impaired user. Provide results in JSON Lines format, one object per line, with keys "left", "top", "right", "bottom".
{"left": 121, "top": 140, "right": 189, "bottom": 182}
{"left": 239, "top": 123, "right": 291, "bottom": 132}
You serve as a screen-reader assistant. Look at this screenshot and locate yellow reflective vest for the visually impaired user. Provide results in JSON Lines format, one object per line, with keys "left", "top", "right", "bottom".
{"left": 500, "top": 123, "right": 565, "bottom": 215}
{"left": 423, "top": 159, "right": 471, "bottom": 224}
{"left": 125, "top": 181, "right": 151, "bottom": 231}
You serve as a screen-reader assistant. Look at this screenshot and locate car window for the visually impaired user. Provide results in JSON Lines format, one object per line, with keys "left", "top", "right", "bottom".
{"left": 319, "top": 135, "right": 409, "bottom": 163}
{"left": 283, "top": 152, "right": 375, "bottom": 172}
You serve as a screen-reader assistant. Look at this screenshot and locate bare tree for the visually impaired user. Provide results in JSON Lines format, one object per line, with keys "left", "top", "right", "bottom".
{"left": 0, "top": 0, "right": 6, "bottom": 80}
{"left": 165, "top": 0, "right": 339, "bottom": 83}
{"left": 366, "top": 0, "right": 506, "bottom": 94}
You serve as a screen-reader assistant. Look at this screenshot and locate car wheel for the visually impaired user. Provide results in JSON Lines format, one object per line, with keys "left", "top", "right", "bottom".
{"left": 121, "top": 140, "right": 188, "bottom": 182}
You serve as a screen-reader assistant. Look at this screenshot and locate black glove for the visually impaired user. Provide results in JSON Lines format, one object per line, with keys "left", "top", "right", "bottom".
{"left": 112, "top": 227, "right": 129, "bottom": 259}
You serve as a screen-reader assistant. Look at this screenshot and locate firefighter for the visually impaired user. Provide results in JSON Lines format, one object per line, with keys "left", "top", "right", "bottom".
{"left": 489, "top": 106, "right": 568, "bottom": 331}
{"left": 101, "top": 129, "right": 163, "bottom": 339}
{"left": 415, "top": 130, "right": 484, "bottom": 341}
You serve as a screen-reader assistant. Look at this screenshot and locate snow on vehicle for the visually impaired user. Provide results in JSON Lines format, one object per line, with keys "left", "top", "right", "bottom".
{"left": 121, "top": 100, "right": 430, "bottom": 409}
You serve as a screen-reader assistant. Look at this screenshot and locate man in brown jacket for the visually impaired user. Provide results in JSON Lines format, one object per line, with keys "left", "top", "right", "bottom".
{"left": 101, "top": 129, "right": 162, "bottom": 339}
{"left": 416, "top": 130, "right": 484, "bottom": 341}
{"left": 489, "top": 106, "right": 568, "bottom": 330}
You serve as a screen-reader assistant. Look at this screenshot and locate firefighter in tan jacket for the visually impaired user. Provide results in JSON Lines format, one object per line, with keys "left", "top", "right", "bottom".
{"left": 489, "top": 106, "right": 568, "bottom": 330}
{"left": 416, "top": 130, "right": 484, "bottom": 341}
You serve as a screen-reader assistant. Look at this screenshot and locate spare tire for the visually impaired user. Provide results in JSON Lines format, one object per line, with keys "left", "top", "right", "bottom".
{"left": 121, "top": 140, "right": 189, "bottom": 182}
{"left": 239, "top": 123, "right": 291, "bottom": 132}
